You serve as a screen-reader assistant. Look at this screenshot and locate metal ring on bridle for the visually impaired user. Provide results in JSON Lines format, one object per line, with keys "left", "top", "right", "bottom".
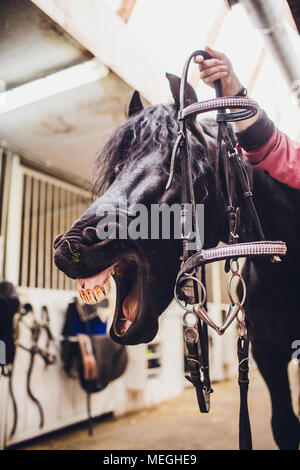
{"left": 238, "top": 322, "right": 247, "bottom": 339}
{"left": 184, "top": 327, "right": 199, "bottom": 343}
{"left": 183, "top": 311, "right": 198, "bottom": 328}
{"left": 230, "top": 258, "right": 240, "bottom": 274}
{"left": 182, "top": 269, "right": 196, "bottom": 277}
{"left": 175, "top": 275, "right": 207, "bottom": 310}
{"left": 237, "top": 305, "right": 246, "bottom": 324}
{"left": 227, "top": 272, "right": 246, "bottom": 306}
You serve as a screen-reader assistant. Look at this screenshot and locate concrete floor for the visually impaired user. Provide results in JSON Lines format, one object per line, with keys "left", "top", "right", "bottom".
{"left": 19, "top": 366, "right": 299, "bottom": 451}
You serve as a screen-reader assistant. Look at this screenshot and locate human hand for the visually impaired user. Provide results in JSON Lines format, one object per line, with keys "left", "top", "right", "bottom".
{"left": 194, "top": 46, "right": 243, "bottom": 96}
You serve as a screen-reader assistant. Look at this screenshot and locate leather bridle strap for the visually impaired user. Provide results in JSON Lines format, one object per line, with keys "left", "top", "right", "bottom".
{"left": 177, "top": 51, "right": 215, "bottom": 412}
{"left": 237, "top": 336, "right": 252, "bottom": 450}
{"left": 178, "top": 114, "right": 212, "bottom": 410}
{"left": 185, "top": 338, "right": 209, "bottom": 413}
{"left": 218, "top": 121, "right": 267, "bottom": 244}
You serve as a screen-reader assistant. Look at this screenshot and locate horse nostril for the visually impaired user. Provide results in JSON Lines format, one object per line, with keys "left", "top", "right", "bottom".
{"left": 54, "top": 234, "right": 64, "bottom": 249}
{"left": 82, "top": 227, "right": 99, "bottom": 245}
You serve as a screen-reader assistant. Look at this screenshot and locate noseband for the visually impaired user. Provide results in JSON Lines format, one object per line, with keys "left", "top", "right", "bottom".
{"left": 168, "top": 50, "right": 287, "bottom": 450}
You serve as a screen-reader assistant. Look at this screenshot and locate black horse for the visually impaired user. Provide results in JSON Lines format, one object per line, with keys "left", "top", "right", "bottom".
{"left": 54, "top": 75, "right": 300, "bottom": 449}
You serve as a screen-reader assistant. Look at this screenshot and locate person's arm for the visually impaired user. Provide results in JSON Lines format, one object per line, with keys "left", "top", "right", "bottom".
{"left": 236, "top": 112, "right": 300, "bottom": 188}
{"left": 195, "top": 46, "right": 300, "bottom": 189}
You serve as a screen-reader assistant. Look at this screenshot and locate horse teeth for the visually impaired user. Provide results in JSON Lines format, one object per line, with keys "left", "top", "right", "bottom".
{"left": 86, "top": 289, "right": 97, "bottom": 304}
{"left": 103, "top": 280, "right": 110, "bottom": 294}
{"left": 79, "top": 278, "right": 111, "bottom": 305}
{"left": 100, "top": 284, "right": 106, "bottom": 295}
{"left": 94, "top": 286, "right": 104, "bottom": 302}
{"left": 80, "top": 290, "right": 89, "bottom": 304}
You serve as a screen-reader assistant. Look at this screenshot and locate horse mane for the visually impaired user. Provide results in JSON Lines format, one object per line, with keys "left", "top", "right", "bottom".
{"left": 91, "top": 103, "right": 216, "bottom": 196}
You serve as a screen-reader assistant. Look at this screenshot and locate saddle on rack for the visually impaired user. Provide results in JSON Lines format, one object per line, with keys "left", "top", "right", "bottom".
{"left": 61, "top": 298, "right": 128, "bottom": 434}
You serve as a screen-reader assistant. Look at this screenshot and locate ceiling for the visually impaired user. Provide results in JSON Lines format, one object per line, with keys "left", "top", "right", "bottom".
{"left": 0, "top": 0, "right": 93, "bottom": 90}
{"left": 0, "top": 0, "right": 134, "bottom": 185}
{"left": 287, "top": 0, "right": 300, "bottom": 33}
{"left": 0, "top": 72, "right": 132, "bottom": 185}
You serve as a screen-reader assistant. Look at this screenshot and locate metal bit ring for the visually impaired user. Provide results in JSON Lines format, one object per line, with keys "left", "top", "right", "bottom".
{"left": 175, "top": 275, "right": 207, "bottom": 310}
{"left": 229, "top": 258, "right": 240, "bottom": 274}
{"left": 184, "top": 327, "right": 199, "bottom": 343}
{"left": 183, "top": 311, "right": 198, "bottom": 328}
{"left": 227, "top": 272, "right": 246, "bottom": 307}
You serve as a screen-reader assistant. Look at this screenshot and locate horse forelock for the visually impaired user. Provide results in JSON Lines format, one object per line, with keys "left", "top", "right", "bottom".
{"left": 91, "top": 103, "right": 215, "bottom": 197}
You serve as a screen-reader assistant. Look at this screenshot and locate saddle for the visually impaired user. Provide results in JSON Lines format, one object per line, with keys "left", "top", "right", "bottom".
{"left": 61, "top": 299, "right": 128, "bottom": 434}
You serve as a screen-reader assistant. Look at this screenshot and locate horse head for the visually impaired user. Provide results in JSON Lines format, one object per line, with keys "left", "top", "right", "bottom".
{"left": 54, "top": 75, "right": 226, "bottom": 345}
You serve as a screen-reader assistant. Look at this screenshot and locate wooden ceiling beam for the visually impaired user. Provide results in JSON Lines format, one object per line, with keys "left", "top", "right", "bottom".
{"left": 117, "top": 0, "right": 136, "bottom": 23}
{"left": 30, "top": 0, "right": 170, "bottom": 104}
{"left": 287, "top": 0, "right": 300, "bottom": 33}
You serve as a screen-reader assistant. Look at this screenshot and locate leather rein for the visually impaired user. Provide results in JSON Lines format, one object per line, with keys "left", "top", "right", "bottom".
{"left": 167, "top": 50, "right": 287, "bottom": 450}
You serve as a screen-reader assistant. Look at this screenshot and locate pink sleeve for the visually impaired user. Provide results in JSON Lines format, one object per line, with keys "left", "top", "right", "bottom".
{"left": 242, "top": 128, "right": 300, "bottom": 189}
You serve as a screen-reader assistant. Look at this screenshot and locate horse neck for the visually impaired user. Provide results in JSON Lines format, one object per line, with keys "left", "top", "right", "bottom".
{"left": 240, "top": 167, "right": 300, "bottom": 267}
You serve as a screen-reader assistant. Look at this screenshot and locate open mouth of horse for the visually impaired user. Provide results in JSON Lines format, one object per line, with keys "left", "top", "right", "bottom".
{"left": 77, "top": 256, "right": 140, "bottom": 334}
{"left": 73, "top": 242, "right": 157, "bottom": 344}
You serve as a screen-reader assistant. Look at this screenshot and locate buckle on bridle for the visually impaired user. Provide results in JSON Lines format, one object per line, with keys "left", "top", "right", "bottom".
{"left": 178, "top": 110, "right": 184, "bottom": 121}
{"left": 181, "top": 231, "right": 191, "bottom": 241}
{"left": 227, "top": 148, "right": 238, "bottom": 159}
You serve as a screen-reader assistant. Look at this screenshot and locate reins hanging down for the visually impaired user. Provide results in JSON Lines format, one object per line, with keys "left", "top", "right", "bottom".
{"left": 168, "top": 50, "right": 287, "bottom": 450}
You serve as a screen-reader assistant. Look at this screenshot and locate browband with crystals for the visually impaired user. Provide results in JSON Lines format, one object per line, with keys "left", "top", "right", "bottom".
{"left": 178, "top": 96, "right": 259, "bottom": 122}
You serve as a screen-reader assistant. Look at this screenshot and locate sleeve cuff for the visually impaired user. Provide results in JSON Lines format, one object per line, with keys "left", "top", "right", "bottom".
{"left": 236, "top": 109, "right": 275, "bottom": 152}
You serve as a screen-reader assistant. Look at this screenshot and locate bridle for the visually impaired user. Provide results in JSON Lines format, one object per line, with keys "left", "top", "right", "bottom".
{"left": 168, "top": 50, "right": 287, "bottom": 450}
{"left": 9, "top": 304, "right": 57, "bottom": 437}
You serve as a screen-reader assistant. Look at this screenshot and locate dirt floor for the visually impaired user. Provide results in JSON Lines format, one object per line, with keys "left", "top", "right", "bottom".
{"left": 19, "top": 367, "right": 299, "bottom": 451}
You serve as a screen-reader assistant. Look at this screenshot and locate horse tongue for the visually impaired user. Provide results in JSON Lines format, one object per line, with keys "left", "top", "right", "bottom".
{"left": 122, "top": 282, "right": 138, "bottom": 323}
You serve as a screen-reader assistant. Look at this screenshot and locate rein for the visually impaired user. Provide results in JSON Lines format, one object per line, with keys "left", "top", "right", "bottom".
{"left": 168, "top": 50, "right": 287, "bottom": 450}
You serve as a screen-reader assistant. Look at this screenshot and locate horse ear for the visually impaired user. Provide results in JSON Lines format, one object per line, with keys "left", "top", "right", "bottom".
{"left": 166, "top": 73, "right": 198, "bottom": 109}
{"left": 126, "top": 90, "right": 144, "bottom": 118}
